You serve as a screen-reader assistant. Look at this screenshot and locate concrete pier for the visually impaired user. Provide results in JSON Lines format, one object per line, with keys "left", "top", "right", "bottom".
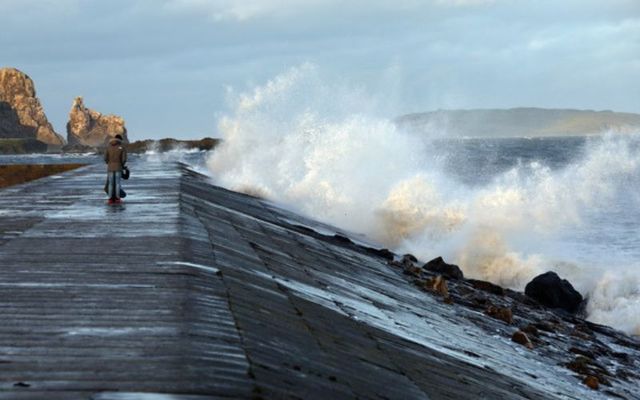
{"left": 0, "top": 160, "right": 638, "bottom": 399}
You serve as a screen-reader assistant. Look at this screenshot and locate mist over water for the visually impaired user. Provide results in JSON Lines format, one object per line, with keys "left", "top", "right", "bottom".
{"left": 207, "top": 65, "right": 640, "bottom": 335}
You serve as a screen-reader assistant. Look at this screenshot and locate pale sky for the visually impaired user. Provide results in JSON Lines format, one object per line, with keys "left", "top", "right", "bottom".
{"left": 2, "top": 0, "right": 639, "bottom": 139}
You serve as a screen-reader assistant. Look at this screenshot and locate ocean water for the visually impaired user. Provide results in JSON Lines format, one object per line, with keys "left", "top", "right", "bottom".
{"left": 439, "top": 136, "right": 640, "bottom": 265}
{"left": 208, "top": 64, "right": 640, "bottom": 335}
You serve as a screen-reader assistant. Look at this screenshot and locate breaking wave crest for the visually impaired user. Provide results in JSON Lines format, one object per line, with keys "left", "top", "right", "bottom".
{"left": 208, "top": 64, "right": 640, "bottom": 335}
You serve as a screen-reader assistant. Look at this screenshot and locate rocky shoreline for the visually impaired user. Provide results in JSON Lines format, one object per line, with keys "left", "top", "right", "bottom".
{"left": 382, "top": 251, "right": 638, "bottom": 395}
{"left": 286, "top": 222, "right": 640, "bottom": 394}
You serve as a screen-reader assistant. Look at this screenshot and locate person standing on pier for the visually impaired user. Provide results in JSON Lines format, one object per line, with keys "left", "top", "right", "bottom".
{"left": 104, "top": 134, "right": 127, "bottom": 204}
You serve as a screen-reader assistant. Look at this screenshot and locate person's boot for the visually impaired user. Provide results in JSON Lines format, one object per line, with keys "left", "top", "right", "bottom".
{"left": 108, "top": 198, "right": 115, "bottom": 205}
{"left": 114, "top": 198, "right": 122, "bottom": 204}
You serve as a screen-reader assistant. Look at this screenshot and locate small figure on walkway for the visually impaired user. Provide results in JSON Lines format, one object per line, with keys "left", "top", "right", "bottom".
{"left": 104, "top": 134, "right": 127, "bottom": 204}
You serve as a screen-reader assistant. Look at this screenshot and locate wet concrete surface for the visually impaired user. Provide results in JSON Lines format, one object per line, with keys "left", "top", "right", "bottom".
{"left": 0, "top": 160, "right": 638, "bottom": 399}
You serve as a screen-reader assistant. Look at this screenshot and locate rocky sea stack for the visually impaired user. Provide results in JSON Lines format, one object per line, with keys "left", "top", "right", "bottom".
{"left": 0, "top": 67, "right": 64, "bottom": 145}
{"left": 67, "top": 96, "right": 127, "bottom": 147}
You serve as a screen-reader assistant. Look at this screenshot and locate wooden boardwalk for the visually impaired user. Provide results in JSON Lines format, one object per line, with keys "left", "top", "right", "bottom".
{"left": 0, "top": 160, "right": 637, "bottom": 399}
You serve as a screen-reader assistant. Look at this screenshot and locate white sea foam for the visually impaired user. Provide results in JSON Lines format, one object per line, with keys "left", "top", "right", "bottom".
{"left": 208, "top": 64, "right": 640, "bottom": 334}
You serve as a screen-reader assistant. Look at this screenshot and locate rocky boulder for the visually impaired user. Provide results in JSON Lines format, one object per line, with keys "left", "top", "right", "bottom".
{"left": 511, "top": 330, "right": 533, "bottom": 349}
{"left": 525, "top": 271, "right": 583, "bottom": 313}
{"left": 423, "top": 257, "right": 464, "bottom": 280}
{"left": 66, "top": 97, "right": 127, "bottom": 147}
{"left": 0, "top": 68, "right": 64, "bottom": 145}
{"left": 469, "top": 279, "right": 505, "bottom": 296}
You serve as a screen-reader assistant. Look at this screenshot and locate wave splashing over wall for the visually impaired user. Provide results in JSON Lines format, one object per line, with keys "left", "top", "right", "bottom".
{"left": 208, "top": 64, "right": 640, "bottom": 335}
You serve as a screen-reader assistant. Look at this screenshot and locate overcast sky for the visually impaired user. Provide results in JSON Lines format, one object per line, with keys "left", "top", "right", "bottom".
{"left": 2, "top": 0, "right": 638, "bottom": 139}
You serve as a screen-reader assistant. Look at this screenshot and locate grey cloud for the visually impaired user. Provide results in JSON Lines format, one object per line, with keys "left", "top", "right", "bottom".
{"left": 1, "top": 0, "right": 638, "bottom": 139}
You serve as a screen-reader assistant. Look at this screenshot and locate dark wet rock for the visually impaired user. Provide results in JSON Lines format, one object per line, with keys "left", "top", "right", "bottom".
{"left": 402, "top": 253, "right": 418, "bottom": 263}
{"left": 431, "top": 275, "right": 449, "bottom": 298}
{"left": 573, "top": 323, "right": 593, "bottom": 335}
{"left": 525, "top": 272, "right": 583, "bottom": 313}
{"left": 401, "top": 253, "right": 418, "bottom": 267}
{"left": 402, "top": 263, "right": 422, "bottom": 277}
{"left": 521, "top": 324, "right": 539, "bottom": 337}
{"left": 469, "top": 279, "right": 505, "bottom": 296}
{"left": 585, "top": 320, "right": 628, "bottom": 341}
{"left": 455, "top": 285, "right": 474, "bottom": 296}
{"left": 422, "top": 257, "right": 464, "bottom": 280}
{"left": 512, "top": 331, "right": 533, "bottom": 349}
{"left": 534, "top": 321, "right": 557, "bottom": 333}
{"left": 369, "top": 247, "right": 394, "bottom": 260}
{"left": 331, "top": 234, "right": 354, "bottom": 245}
{"left": 471, "top": 294, "right": 490, "bottom": 307}
{"left": 583, "top": 375, "right": 599, "bottom": 390}
{"left": 486, "top": 306, "right": 513, "bottom": 325}
{"left": 419, "top": 275, "right": 450, "bottom": 298}
{"left": 566, "top": 356, "right": 611, "bottom": 385}
{"left": 67, "top": 96, "right": 127, "bottom": 146}
{"left": 570, "top": 330, "right": 591, "bottom": 340}
{"left": 569, "top": 347, "right": 596, "bottom": 359}
{"left": 505, "top": 289, "right": 542, "bottom": 307}
{"left": 400, "top": 254, "right": 422, "bottom": 277}
{"left": 453, "top": 292, "right": 489, "bottom": 310}
{"left": 0, "top": 68, "right": 64, "bottom": 145}
{"left": 569, "top": 324, "right": 594, "bottom": 340}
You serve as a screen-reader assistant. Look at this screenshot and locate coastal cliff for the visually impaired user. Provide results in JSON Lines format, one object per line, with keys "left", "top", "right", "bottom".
{"left": 66, "top": 96, "right": 127, "bottom": 147}
{"left": 0, "top": 68, "right": 64, "bottom": 145}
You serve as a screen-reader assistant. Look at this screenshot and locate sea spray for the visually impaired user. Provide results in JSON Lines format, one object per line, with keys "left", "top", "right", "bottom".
{"left": 208, "top": 64, "right": 640, "bottom": 335}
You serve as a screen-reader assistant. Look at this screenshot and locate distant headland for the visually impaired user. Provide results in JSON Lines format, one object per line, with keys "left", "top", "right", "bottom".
{"left": 397, "top": 108, "right": 640, "bottom": 138}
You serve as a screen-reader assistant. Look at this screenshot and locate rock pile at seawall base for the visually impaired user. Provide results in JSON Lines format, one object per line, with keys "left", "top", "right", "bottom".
{"left": 0, "top": 68, "right": 64, "bottom": 145}
{"left": 66, "top": 96, "right": 127, "bottom": 147}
